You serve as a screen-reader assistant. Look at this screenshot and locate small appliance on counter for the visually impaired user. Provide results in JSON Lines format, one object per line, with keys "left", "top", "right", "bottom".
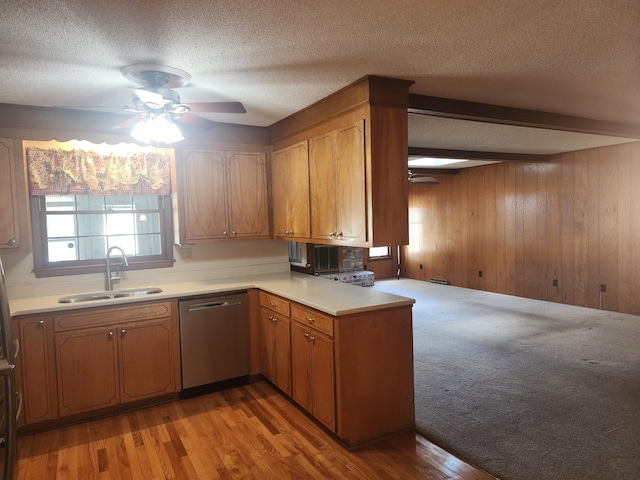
{"left": 0, "top": 256, "right": 19, "bottom": 480}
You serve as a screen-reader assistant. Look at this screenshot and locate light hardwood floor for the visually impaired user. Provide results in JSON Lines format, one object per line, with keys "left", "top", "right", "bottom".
{"left": 16, "top": 381, "right": 495, "bottom": 479}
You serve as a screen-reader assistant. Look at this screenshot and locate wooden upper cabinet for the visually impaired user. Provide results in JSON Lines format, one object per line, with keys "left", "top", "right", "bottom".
{"left": 269, "top": 76, "right": 413, "bottom": 248}
{"left": 310, "top": 120, "right": 366, "bottom": 244}
{"left": 227, "top": 151, "right": 269, "bottom": 238}
{"left": 0, "top": 138, "right": 20, "bottom": 249}
{"left": 272, "top": 141, "right": 310, "bottom": 239}
{"left": 178, "top": 149, "right": 269, "bottom": 243}
{"left": 335, "top": 121, "right": 366, "bottom": 242}
{"left": 183, "top": 150, "right": 229, "bottom": 241}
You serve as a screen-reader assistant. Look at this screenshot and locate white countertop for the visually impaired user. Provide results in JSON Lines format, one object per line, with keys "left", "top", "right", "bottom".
{"left": 10, "top": 271, "right": 415, "bottom": 317}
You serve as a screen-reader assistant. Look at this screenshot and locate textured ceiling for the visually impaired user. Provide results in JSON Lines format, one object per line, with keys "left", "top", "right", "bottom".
{"left": 2, "top": 0, "right": 640, "bottom": 158}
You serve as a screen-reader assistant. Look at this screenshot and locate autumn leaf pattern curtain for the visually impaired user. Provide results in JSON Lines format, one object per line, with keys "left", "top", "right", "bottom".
{"left": 26, "top": 146, "right": 172, "bottom": 196}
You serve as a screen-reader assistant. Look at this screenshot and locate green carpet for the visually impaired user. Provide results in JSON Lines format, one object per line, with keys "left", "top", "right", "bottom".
{"left": 372, "top": 279, "right": 640, "bottom": 480}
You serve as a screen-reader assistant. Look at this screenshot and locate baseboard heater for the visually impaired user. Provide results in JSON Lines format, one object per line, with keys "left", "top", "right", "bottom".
{"left": 430, "top": 278, "right": 448, "bottom": 285}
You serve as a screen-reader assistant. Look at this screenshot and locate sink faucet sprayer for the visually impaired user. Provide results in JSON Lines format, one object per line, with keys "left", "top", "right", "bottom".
{"left": 105, "top": 246, "right": 129, "bottom": 291}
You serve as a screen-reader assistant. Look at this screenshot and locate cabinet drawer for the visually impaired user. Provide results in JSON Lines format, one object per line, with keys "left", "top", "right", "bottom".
{"left": 259, "top": 292, "right": 290, "bottom": 317}
{"left": 291, "top": 304, "right": 333, "bottom": 337}
{"left": 54, "top": 301, "right": 174, "bottom": 332}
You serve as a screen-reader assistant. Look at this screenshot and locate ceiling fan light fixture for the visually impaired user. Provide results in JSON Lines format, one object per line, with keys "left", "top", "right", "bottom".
{"left": 130, "top": 114, "right": 184, "bottom": 145}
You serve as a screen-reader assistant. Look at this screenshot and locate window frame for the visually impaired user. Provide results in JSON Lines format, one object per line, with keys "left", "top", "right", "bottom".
{"left": 30, "top": 194, "right": 174, "bottom": 278}
{"left": 367, "top": 246, "right": 393, "bottom": 261}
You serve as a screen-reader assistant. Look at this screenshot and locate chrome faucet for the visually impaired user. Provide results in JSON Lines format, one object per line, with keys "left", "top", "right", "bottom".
{"left": 105, "top": 246, "right": 129, "bottom": 291}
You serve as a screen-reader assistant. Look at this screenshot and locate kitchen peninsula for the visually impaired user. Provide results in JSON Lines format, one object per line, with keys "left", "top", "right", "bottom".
{"left": 10, "top": 271, "right": 415, "bottom": 449}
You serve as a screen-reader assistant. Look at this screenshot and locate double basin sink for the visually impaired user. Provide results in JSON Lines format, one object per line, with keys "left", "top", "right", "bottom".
{"left": 58, "top": 287, "right": 163, "bottom": 304}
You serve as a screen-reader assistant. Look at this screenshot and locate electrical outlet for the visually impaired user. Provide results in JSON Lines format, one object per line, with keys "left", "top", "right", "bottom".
{"left": 553, "top": 279, "right": 558, "bottom": 287}
{"left": 419, "top": 264, "right": 423, "bottom": 270}
{"left": 181, "top": 247, "right": 192, "bottom": 260}
{"left": 600, "top": 284, "right": 606, "bottom": 293}
{"left": 479, "top": 270, "right": 483, "bottom": 278}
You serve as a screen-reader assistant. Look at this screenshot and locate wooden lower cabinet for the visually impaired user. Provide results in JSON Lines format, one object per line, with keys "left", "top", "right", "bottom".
{"left": 118, "top": 317, "right": 177, "bottom": 403}
{"left": 48, "top": 300, "right": 179, "bottom": 420}
{"left": 291, "top": 322, "right": 335, "bottom": 432}
{"left": 55, "top": 327, "right": 120, "bottom": 416}
{"left": 14, "top": 315, "right": 58, "bottom": 425}
{"left": 259, "top": 308, "right": 291, "bottom": 395}
{"left": 54, "top": 316, "right": 178, "bottom": 417}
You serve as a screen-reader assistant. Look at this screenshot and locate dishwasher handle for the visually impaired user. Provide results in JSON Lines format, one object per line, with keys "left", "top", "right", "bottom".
{"left": 185, "top": 300, "right": 242, "bottom": 312}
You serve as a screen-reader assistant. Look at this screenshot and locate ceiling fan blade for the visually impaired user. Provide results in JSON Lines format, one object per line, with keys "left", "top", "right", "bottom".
{"left": 131, "top": 88, "right": 164, "bottom": 107}
{"left": 187, "top": 102, "right": 246, "bottom": 114}
{"left": 113, "top": 113, "right": 144, "bottom": 129}
{"left": 176, "top": 113, "right": 217, "bottom": 127}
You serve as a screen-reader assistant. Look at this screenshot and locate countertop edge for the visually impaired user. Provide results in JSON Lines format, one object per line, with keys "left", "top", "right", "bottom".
{"left": 10, "top": 272, "right": 415, "bottom": 318}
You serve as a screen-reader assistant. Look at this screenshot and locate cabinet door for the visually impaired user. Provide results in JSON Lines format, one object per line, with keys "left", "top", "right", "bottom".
{"left": 118, "top": 318, "right": 177, "bottom": 403}
{"left": 288, "top": 141, "right": 311, "bottom": 238}
{"left": 310, "top": 333, "right": 335, "bottom": 431}
{"left": 335, "top": 121, "right": 366, "bottom": 242}
{"left": 55, "top": 328, "right": 120, "bottom": 416}
{"left": 227, "top": 151, "right": 270, "bottom": 238}
{"left": 273, "top": 142, "right": 310, "bottom": 239}
{"left": 271, "top": 148, "right": 290, "bottom": 237}
{"left": 309, "top": 132, "right": 337, "bottom": 240}
{"left": 291, "top": 323, "right": 313, "bottom": 412}
{"left": 18, "top": 316, "right": 58, "bottom": 424}
{"left": 0, "top": 138, "right": 19, "bottom": 249}
{"left": 260, "top": 308, "right": 291, "bottom": 395}
{"left": 184, "top": 150, "right": 229, "bottom": 241}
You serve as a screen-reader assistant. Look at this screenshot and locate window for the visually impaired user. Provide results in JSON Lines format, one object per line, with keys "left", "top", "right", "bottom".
{"left": 314, "top": 245, "right": 341, "bottom": 273}
{"left": 288, "top": 242, "right": 308, "bottom": 267}
{"left": 368, "top": 246, "right": 392, "bottom": 260}
{"left": 31, "top": 194, "right": 174, "bottom": 277}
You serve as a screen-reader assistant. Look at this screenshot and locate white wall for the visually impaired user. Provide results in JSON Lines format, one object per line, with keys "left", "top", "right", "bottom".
{"left": 2, "top": 240, "right": 290, "bottom": 299}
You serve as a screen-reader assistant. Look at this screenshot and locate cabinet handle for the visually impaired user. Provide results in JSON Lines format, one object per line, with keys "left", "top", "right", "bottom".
{"left": 329, "top": 231, "right": 336, "bottom": 237}
{"left": 107, "top": 331, "right": 113, "bottom": 339}
{"left": 121, "top": 329, "right": 126, "bottom": 337}
{"left": 309, "top": 336, "right": 315, "bottom": 343}
{"left": 270, "top": 301, "right": 277, "bottom": 308}
{"left": 304, "top": 333, "right": 309, "bottom": 339}
{"left": 223, "top": 231, "right": 229, "bottom": 237}
{"left": 336, "top": 231, "right": 343, "bottom": 238}
{"left": 232, "top": 230, "right": 238, "bottom": 236}
{"left": 268, "top": 316, "right": 277, "bottom": 323}
{"left": 305, "top": 316, "right": 315, "bottom": 324}
{"left": 12, "top": 338, "right": 19, "bottom": 361}
{"left": 7, "top": 238, "right": 16, "bottom": 246}
{"left": 38, "top": 320, "right": 44, "bottom": 326}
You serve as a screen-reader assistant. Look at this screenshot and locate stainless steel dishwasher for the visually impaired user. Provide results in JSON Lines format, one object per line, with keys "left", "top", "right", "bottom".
{"left": 179, "top": 292, "right": 249, "bottom": 391}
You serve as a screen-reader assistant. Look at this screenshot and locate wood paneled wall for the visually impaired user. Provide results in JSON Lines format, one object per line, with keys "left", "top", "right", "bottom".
{"left": 365, "top": 247, "right": 399, "bottom": 280}
{"left": 401, "top": 141, "right": 640, "bottom": 315}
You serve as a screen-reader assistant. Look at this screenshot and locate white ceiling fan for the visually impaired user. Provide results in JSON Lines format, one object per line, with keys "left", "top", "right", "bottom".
{"left": 104, "top": 63, "right": 246, "bottom": 144}
{"left": 408, "top": 170, "right": 441, "bottom": 184}
{"left": 114, "top": 64, "right": 246, "bottom": 136}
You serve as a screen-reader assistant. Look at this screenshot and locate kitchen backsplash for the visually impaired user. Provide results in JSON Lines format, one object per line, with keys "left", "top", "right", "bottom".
{"left": 2, "top": 240, "right": 290, "bottom": 299}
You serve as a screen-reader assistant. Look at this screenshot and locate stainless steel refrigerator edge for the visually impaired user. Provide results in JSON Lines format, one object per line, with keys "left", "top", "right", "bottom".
{"left": 0, "top": 256, "right": 19, "bottom": 480}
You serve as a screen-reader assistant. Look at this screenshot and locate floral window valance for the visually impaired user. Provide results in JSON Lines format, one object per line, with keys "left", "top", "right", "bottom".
{"left": 26, "top": 141, "right": 173, "bottom": 196}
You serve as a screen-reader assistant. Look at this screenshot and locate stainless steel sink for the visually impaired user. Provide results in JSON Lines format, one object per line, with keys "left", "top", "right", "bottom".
{"left": 58, "top": 287, "right": 162, "bottom": 303}
{"left": 112, "top": 287, "right": 163, "bottom": 298}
